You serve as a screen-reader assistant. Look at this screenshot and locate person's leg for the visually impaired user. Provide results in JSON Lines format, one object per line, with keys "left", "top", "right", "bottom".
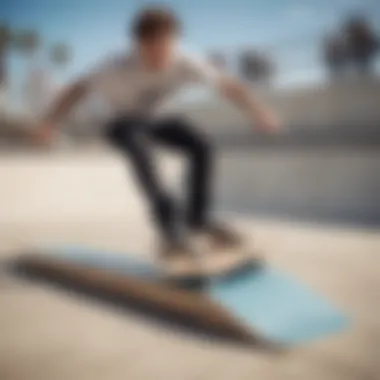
{"left": 152, "top": 117, "right": 212, "bottom": 231}
{"left": 106, "top": 116, "right": 179, "bottom": 246}
{"left": 359, "top": 55, "right": 372, "bottom": 76}
{"left": 152, "top": 117, "right": 243, "bottom": 248}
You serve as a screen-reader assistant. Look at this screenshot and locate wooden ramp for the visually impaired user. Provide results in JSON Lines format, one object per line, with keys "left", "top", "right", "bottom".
{"left": 11, "top": 246, "right": 348, "bottom": 347}
{"left": 12, "top": 253, "right": 260, "bottom": 345}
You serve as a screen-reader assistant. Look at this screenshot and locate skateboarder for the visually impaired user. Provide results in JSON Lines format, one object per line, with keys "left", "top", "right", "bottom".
{"left": 35, "top": 7, "right": 279, "bottom": 265}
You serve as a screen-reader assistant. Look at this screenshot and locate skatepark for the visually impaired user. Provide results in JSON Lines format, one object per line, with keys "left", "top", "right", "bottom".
{"left": 1, "top": 3, "right": 380, "bottom": 378}
{"left": 0, "top": 145, "right": 379, "bottom": 380}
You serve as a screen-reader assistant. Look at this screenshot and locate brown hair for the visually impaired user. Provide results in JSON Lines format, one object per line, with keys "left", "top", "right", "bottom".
{"left": 132, "top": 7, "right": 181, "bottom": 40}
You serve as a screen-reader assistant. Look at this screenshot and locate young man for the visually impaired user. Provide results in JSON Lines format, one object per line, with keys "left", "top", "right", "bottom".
{"left": 36, "top": 7, "right": 279, "bottom": 265}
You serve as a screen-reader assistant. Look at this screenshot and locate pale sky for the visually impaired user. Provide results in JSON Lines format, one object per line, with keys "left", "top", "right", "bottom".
{"left": 2, "top": 0, "right": 379, "bottom": 108}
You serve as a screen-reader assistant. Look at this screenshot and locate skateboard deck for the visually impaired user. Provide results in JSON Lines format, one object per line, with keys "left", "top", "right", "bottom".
{"left": 201, "top": 247, "right": 264, "bottom": 278}
{"left": 161, "top": 246, "right": 262, "bottom": 281}
{"left": 12, "top": 245, "right": 348, "bottom": 346}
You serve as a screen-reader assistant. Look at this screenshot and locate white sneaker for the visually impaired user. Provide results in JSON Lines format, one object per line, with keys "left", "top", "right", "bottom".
{"left": 157, "top": 241, "right": 200, "bottom": 278}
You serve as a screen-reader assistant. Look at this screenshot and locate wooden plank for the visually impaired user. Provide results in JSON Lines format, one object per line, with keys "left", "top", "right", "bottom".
{"left": 14, "top": 254, "right": 258, "bottom": 343}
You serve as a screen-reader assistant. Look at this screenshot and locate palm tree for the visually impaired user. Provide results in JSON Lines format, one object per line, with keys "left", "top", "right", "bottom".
{"left": 13, "top": 29, "right": 40, "bottom": 66}
{"left": 12, "top": 30, "right": 42, "bottom": 116}
{"left": 50, "top": 42, "right": 76, "bottom": 134}
{"left": 0, "top": 23, "right": 12, "bottom": 115}
{"left": 49, "top": 42, "right": 72, "bottom": 71}
{"left": 0, "top": 23, "right": 12, "bottom": 88}
{"left": 239, "top": 50, "right": 275, "bottom": 85}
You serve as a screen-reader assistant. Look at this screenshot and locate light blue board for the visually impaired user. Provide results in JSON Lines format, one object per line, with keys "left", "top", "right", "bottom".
{"left": 210, "top": 267, "right": 348, "bottom": 344}
{"left": 41, "top": 245, "right": 348, "bottom": 345}
{"left": 44, "top": 245, "right": 162, "bottom": 280}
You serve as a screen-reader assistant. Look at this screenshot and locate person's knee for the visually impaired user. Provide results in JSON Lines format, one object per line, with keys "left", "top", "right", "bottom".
{"left": 188, "top": 134, "right": 212, "bottom": 165}
{"left": 176, "top": 119, "right": 212, "bottom": 161}
{"left": 152, "top": 191, "right": 174, "bottom": 222}
{"left": 106, "top": 116, "right": 142, "bottom": 149}
{"left": 197, "top": 139, "right": 212, "bottom": 163}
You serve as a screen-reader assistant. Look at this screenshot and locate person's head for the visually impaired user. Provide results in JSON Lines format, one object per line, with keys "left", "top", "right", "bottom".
{"left": 132, "top": 7, "right": 181, "bottom": 70}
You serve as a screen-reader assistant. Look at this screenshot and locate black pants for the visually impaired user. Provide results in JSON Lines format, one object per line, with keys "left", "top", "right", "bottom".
{"left": 106, "top": 116, "right": 213, "bottom": 242}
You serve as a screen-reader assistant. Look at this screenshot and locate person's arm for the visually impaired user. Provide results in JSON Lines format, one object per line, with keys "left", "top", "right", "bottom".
{"left": 46, "top": 80, "right": 88, "bottom": 124}
{"left": 184, "top": 54, "right": 279, "bottom": 133}
{"left": 35, "top": 79, "right": 89, "bottom": 144}
{"left": 217, "top": 75, "right": 279, "bottom": 133}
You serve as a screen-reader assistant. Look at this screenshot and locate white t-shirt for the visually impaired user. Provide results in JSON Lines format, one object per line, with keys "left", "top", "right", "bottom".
{"left": 85, "top": 50, "right": 222, "bottom": 120}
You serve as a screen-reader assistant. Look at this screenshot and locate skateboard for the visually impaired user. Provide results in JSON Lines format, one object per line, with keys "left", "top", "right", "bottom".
{"left": 160, "top": 241, "right": 264, "bottom": 284}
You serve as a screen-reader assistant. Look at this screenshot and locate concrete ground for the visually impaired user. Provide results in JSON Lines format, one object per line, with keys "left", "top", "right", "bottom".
{"left": 0, "top": 152, "right": 379, "bottom": 380}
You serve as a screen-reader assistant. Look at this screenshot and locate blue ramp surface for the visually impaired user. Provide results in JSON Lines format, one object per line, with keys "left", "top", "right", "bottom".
{"left": 210, "top": 267, "right": 348, "bottom": 344}
{"left": 45, "top": 245, "right": 162, "bottom": 280}
{"left": 41, "top": 245, "right": 348, "bottom": 345}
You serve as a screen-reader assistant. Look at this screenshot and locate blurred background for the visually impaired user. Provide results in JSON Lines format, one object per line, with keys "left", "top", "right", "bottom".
{"left": 1, "top": 2, "right": 380, "bottom": 380}
{"left": 0, "top": 0, "right": 379, "bottom": 226}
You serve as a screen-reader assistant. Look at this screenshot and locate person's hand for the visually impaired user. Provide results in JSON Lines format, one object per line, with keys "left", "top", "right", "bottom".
{"left": 252, "top": 108, "right": 281, "bottom": 134}
{"left": 33, "top": 120, "right": 57, "bottom": 147}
